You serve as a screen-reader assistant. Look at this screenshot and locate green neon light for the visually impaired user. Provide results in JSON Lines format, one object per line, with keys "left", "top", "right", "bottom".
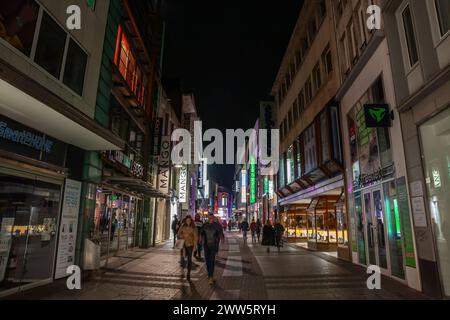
{"left": 384, "top": 198, "right": 393, "bottom": 236}
{"left": 249, "top": 155, "right": 256, "bottom": 204}
{"left": 264, "top": 177, "right": 269, "bottom": 194}
{"left": 369, "top": 107, "right": 387, "bottom": 123}
{"left": 393, "top": 198, "right": 401, "bottom": 237}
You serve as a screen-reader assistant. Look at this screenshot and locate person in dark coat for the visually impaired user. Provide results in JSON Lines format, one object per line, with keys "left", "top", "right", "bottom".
{"left": 261, "top": 220, "right": 275, "bottom": 253}
{"left": 274, "top": 220, "right": 285, "bottom": 252}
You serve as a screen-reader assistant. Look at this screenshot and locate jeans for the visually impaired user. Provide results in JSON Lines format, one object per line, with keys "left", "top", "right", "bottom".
{"left": 173, "top": 232, "right": 177, "bottom": 246}
{"left": 251, "top": 231, "right": 256, "bottom": 243}
{"left": 204, "top": 246, "right": 218, "bottom": 277}
{"left": 184, "top": 246, "right": 194, "bottom": 272}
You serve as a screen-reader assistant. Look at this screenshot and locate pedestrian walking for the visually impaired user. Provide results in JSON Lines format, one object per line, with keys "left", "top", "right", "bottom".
{"left": 241, "top": 218, "right": 250, "bottom": 244}
{"left": 194, "top": 214, "right": 204, "bottom": 260}
{"left": 256, "top": 218, "right": 262, "bottom": 242}
{"left": 261, "top": 220, "right": 275, "bottom": 253}
{"left": 201, "top": 213, "right": 224, "bottom": 285}
{"left": 177, "top": 215, "right": 198, "bottom": 281}
{"left": 177, "top": 216, "right": 186, "bottom": 266}
{"left": 171, "top": 216, "right": 179, "bottom": 248}
{"left": 250, "top": 219, "right": 257, "bottom": 243}
{"left": 274, "top": 220, "right": 285, "bottom": 252}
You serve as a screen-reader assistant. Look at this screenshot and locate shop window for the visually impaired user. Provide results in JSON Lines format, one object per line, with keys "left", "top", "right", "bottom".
{"left": 420, "top": 106, "right": 450, "bottom": 295}
{"left": 383, "top": 181, "right": 405, "bottom": 279}
{"left": 435, "top": 0, "right": 450, "bottom": 37}
{"left": 0, "top": 173, "right": 61, "bottom": 293}
{"left": 401, "top": 4, "right": 419, "bottom": 67}
{"left": 354, "top": 192, "right": 367, "bottom": 265}
{"left": 0, "top": 1, "right": 40, "bottom": 56}
{"left": 336, "top": 203, "right": 348, "bottom": 246}
{"left": 63, "top": 39, "right": 87, "bottom": 96}
{"left": 34, "top": 12, "right": 66, "bottom": 78}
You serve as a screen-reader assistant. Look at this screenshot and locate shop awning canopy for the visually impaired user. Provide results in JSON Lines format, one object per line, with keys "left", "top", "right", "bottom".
{"left": 0, "top": 60, "right": 124, "bottom": 151}
{"left": 104, "top": 176, "right": 170, "bottom": 199}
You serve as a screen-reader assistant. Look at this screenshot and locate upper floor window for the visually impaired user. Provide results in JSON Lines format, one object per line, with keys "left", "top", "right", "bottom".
{"left": 435, "top": 0, "right": 450, "bottom": 37}
{"left": 312, "top": 63, "right": 322, "bottom": 92}
{"left": 0, "top": 3, "right": 88, "bottom": 96}
{"left": 115, "top": 25, "right": 147, "bottom": 106}
{"left": 401, "top": 4, "right": 419, "bottom": 67}
{"left": 322, "top": 45, "right": 333, "bottom": 75}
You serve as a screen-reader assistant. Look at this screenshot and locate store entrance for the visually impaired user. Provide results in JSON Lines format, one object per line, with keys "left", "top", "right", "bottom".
{"left": 362, "top": 187, "right": 388, "bottom": 272}
{"left": 93, "top": 188, "right": 141, "bottom": 259}
{"left": 0, "top": 170, "right": 62, "bottom": 295}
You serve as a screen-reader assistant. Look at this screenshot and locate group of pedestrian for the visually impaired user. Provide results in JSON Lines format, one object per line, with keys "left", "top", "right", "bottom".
{"left": 172, "top": 213, "right": 224, "bottom": 284}
{"left": 241, "top": 218, "right": 285, "bottom": 252}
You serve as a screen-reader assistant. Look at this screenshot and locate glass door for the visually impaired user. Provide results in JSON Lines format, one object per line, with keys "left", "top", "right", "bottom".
{"left": 0, "top": 172, "right": 62, "bottom": 294}
{"left": 363, "top": 187, "right": 388, "bottom": 271}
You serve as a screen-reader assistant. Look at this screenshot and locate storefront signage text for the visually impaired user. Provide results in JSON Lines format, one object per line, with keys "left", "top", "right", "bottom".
{"left": 179, "top": 166, "right": 187, "bottom": 203}
{"left": 0, "top": 121, "right": 54, "bottom": 153}
{"left": 157, "top": 136, "right": 171, "bottom": 194}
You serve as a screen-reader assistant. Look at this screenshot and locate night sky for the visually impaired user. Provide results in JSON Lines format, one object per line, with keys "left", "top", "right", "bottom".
{"left": 162, "top": 0, "right": 304, "bottom": 189}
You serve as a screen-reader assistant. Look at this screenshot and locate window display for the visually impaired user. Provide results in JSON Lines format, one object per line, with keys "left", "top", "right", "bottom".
{"left": 420, "top": 106, "right": 450, "bottom": 296}
{"left": 0, "top": 172, "right": 61, "bottom": 293}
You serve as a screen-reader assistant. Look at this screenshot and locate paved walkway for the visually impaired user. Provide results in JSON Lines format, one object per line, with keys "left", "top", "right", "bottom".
{"left": 5, "top": 231, "right": 428, "bottom": 300}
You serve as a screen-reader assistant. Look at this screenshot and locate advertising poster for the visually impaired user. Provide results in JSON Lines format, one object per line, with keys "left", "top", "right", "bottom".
{"left": 55, "top": 179, "right": 82, "bottom": 279}
{"left": 0, "top": 217, "right": 14, "bottom": 282}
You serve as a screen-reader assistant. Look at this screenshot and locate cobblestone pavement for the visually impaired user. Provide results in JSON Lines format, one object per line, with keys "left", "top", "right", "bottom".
{"left": 5, "top": 231, "right": 429, "bottom": 300}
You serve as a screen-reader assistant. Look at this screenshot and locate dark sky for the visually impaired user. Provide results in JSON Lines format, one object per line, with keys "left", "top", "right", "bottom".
{"left": 162, "top": 0, "right": 304, "bottom": 189}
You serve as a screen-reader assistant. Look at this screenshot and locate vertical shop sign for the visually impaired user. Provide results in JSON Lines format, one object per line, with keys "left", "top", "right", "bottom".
{"left": 241, "top": 170, "right": 247, "bottom": 203}
{"left": 152, "top": 118, "right": 163, "bottom": 157}
{"left": 179, "top": 166, "right": 187, "bottom": 203}
{"left": 397, "top": 177, "right": 416, "bottom": 268}
{"left": 55, "top": 179, "right": 82, "bottom": 279}
{"left": 157, "top": 136, "right": 171, "bottom": 194}
{"left": 250, "top": 155, "right": 257, "bottom": 204}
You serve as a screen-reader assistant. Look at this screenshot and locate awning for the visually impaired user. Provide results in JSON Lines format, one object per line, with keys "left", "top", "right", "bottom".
{"left": 104, "top": 176, "right": 170, "bottom": 199}
{"left": 0, "top": 58, "right": 124, "bottom": 151}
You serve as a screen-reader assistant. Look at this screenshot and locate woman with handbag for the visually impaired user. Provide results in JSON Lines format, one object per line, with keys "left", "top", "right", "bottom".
{"left": 177, "top": 215, "right": 198, "bottom": 281}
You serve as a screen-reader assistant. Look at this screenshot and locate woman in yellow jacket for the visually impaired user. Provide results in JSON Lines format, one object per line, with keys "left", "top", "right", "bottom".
{"left": 177, "top": 215, "right": 198, "bottom": 281}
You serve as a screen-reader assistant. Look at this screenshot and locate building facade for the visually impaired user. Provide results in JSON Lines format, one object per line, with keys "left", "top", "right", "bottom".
{"left": 384, "top": 0, "right": 450, "bottom": 298}
{"left": 334, "top": 0, "right": 420, "bottom": 291}
{"left": 272, "top": 0, "right": 348, "bottom": 257}
{"left": 0, "top": 0, "right": 123, "bottom": 296}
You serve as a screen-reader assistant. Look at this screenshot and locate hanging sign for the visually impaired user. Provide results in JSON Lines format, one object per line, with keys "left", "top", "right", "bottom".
{"left": 157, "top": 136, "right": 171, "bottom": 194}
{"left": 364, "top": 104, "right": 392, "bottom": 128}
{"left": 179, "top": 166, "right": 187, "bottom": 203}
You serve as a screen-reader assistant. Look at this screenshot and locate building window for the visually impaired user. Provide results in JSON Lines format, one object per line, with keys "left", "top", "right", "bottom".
{"left": 34, "top": 12, "right": 66, "bottom": 79}
{"left": 401, "top": 5, "right": 419, "bottom": 66}
{"left": 308, "top": 19, "right": 317, "bottom": 44}
{"left": 286, "top": 145, "right": 295, "bottom": 184}
{"left": 0, "top": 0, "right": 40, "bottom": 56}
{"left": 284, "top": 118, "right": 289, "bottom": 136}
{"left": 288, "top": 108, "right": 294, "bottom": 129}
{"left": 322, "top": 45, "right": 333, "bottom": 76}
{"left": 115, "top": 25, "right": 147, "bottom": 106}
{"left": 305, "top": 77, "right": 312, "bottom": 104}
{"left": 63, "top": 39, "right": 88, "bottom": 95}
{"left": 313, "top": 63, "right": 322, "bottom": 92}
{"left": 341, "top": 32, "right": 350, "bottom": 74}
{"left": 435, "top": 0, "right": 450, "bottom": 36}
{"left": 294, "top": 99, "right": 299, "bottom": 121}
{"left": 318, "top": 0, "right": 327, "bottom": 24}
{"left": 298, "top": 90, "right": 305, "bottom": 115}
